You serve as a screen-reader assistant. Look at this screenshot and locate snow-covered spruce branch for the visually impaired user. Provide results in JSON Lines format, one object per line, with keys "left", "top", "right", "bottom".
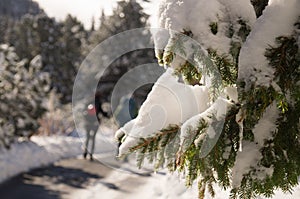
{"left": 231, "top": 13, "right": 300, "bottom": 198}
{"left": 117, "top": 98, "right": 240, "bottom": 199}
{"left": 128, "top": 125, "right": 180, "bottom": 153}
{"left": 131, "top": 124, "right": 180, "bottom": 170}
{"left": 115, "top": 68, "right": 211, "bottom": 156}
{"left": 179, "top": 98, "right": 238, "bottom": 154}
{"left": 115, "top": 0, "right": 300, "bottom": 198}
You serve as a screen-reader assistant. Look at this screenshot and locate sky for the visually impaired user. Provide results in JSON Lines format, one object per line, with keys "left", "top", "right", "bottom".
{"left": 33, "top": 0, "right": 120, "bottom": 29}
{"left": 33, "top": 0, "right": 155, "bottom": 29}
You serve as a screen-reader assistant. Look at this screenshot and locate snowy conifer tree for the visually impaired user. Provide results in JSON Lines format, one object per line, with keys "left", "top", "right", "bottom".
{"left": 0, "top": 45, "right": 50, "bottom": 148}
{"left": 115, "top": 0, "right": 300, "bottom": 198}
{"left": 10, "top": 14, "right": 87, "bottom": 103}
{"left": 86, "top": 0, "right": 155, "bottom": 103}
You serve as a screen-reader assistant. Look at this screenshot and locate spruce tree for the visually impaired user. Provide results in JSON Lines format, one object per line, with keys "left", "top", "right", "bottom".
{"left": 10, "top": 13, "right": 87, "bottom": 103}
{"left": 86, "top": 0, "right": 155, "bottom": 106}
{"left": 116, "top": 0, "right": 300, "bottom": 198}
{"left": 0, "top": 44, "right": 50, "bottom": 148}
{"left": 0, "top": 0, "right": 43, "bottom": 19}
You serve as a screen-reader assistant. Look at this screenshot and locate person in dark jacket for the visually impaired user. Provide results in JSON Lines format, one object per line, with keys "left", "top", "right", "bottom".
{"left": 83, "top": 103, "right": 98, "bottom": 161}
{"left": 83, "top": 93, "right": 108, "bottom": 161}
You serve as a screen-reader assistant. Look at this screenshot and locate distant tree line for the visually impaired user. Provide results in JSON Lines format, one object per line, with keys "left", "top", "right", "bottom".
{"left": 0, "top": 0, "right": 154, "bottom": 148}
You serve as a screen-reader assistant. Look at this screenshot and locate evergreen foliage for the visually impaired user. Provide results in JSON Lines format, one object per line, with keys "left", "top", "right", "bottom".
{"left": 6, "top": 14, "right": 87, "bottom": 103}
{"left": 0, "top": 45, "right": 50, "bottom": 148}
{"left": 234, "top": 23, "right": 300, "bottom": 198}
{"left": 0, "top": 0, "right": 85, "bottom": 148}
{"left": 0, "top": 0, "right": 43, "bottom": 19}
{"left": 0, "top": 16, "right": 15, "bottom": 44}
{"left": 87, "top": 0, "right": 155, "bottom": 105}
{"left": 117, "top": 2, "right": 300, "bottom": 199}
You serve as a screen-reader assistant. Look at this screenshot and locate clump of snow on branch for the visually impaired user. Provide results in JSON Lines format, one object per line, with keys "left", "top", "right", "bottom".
{"left": 232, "top": 0, "right": 300, "bottom": 187}
{"left": 152, "top": 0, "right": 256, "bottom": 67}
{"left": 238, "top": 0, "right": 300, "bottom": 91}
{"left": 232, "top": 102, "right": 279, "bottom": 187}
{"left": 180, "top": 97, "right": 235, "bottom": 154}
{"left": 116, "top": 68, "right": 210, "bottom": 156}
{"left": 253, "top": 102, "right": 279, "bottom": 147}
{"left": 180, "top": 97, "right": 232, "bottom": 142}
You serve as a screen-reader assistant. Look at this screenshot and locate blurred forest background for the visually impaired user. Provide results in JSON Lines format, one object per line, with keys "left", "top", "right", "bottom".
{"left": 0, "top": 0, "right": 155, "bottom": 148}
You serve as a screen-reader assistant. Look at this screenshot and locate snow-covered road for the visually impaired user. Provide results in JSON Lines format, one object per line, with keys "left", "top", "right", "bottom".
{"left": 0, "top": 157, "right": 111, "bottom": 199}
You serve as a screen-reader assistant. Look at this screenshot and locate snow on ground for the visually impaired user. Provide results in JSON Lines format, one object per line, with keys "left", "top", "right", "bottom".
{"left": 0, "top": 135, "right": 83, "bottom": 183}
{"left": 68, "top": 159, "right": 199, "bottom": 199}
{"left": 0, "top": 124, "right": 117, "bottom": 184}
{"left": 70, "top": 160, "right": 300, "bottom": 199}
{"left": 1, "top": 125, "right": 300, "bottom": 199}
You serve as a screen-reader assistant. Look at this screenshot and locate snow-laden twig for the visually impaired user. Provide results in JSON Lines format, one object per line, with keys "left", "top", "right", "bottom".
{"left": 117, "top": 68, "right": 210, "bottom": 156}
{"left": 180, "top": 97, "right": 236, "bottom": 157}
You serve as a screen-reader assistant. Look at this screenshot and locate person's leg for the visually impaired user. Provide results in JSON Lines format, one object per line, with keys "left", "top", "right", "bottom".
{"left": 83, "top": 130, "right": 91, "bottom": 159}
{"left": 90, "top": 129, "right": 97, "bottom": 161}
